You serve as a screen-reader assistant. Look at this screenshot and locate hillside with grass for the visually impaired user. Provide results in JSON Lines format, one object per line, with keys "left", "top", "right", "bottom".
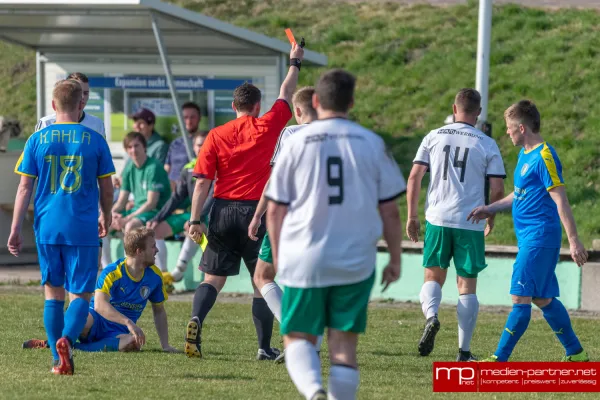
{"left": 1, "top": 0, "right": 599, "bottom": 247}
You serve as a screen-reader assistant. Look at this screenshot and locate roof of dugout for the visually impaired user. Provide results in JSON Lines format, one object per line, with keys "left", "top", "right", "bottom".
{"left": 0, "top": 0, "right": 328, "bottom": 65}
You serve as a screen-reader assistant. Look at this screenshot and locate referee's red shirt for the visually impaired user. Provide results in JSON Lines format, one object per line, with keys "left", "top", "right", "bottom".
{"left": 193, "top": 99, "right": 292, "bottom": 200}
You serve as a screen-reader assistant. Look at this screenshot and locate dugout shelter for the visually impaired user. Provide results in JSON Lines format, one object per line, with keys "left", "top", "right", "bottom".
{"left": 0, "top": 0, "right": 327, "bottom": 257}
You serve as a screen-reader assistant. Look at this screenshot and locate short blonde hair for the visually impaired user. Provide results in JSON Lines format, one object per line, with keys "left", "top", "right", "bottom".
{"left": 292, "top": 86, "right": 317, "bottom": 120}
{"left": 52, "top": 79, "right": 82, "bottom": 113}
{"left": 124, "top": 227, "right": 155, "bottom": 256}
{"left": 504, "top": 100, "right": 541, "bottom": 133}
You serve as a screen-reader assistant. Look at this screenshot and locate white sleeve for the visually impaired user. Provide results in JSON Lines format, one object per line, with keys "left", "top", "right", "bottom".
{"left": 266, "top": 138, "right": 295, "bottom": 204}
{"left": 413, "top": 133, "right": 431, "bottom": 166}
{"left": 378, "top": 140, "right": 407, "bottom": 202}
{"left": 270, "top": 127, "right": 290, "bottom": 166}
{"left": 34, "top": 119, "right": 43, "bottom": 132}
{"left": 486, "top": 140, "right": 506, "bottom": 178}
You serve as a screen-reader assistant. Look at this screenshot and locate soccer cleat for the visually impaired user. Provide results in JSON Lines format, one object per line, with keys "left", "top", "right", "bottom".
{"left": 310, "top": 389, "right": 327, "bottom": 400}
{"left": 257, "top": 347, "right": 281, "bottom": 361}
{"left": 22, "top": 339, "right": 49, "bottom": 349}
{"left": 274, "top": 349, "right": 285, "bottom": 364}
{"left": 562, "top": 350, "right": 590, "bottom": 362}
{"left": 457, "top": 349, "right": 478, "bottom": 362}
{"left": 52, "top": 337, "right": 74, "bottom": 375}
{"left": 184, "top": 317, "right": 202, "bottom": 358}
{"left": 478, "top": 355, "right": 499, "bottom": 362}
{"left": 418, "top": 315, "right": 440, "bottom": 356}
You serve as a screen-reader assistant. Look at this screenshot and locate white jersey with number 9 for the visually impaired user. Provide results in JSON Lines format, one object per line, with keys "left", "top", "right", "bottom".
{"left": 266, "top": 118, "right": 406, "bottom": 289}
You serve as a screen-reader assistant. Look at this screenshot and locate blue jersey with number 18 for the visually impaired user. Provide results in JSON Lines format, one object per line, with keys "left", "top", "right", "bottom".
{"left": 14, "top": 122, "right": 115, "bottom": 246}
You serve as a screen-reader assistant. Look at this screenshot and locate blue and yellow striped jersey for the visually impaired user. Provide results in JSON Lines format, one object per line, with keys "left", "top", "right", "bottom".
{"left": 14, "top": 123, "right": 115, "bottom": 246}
{"left": 91, "top": 258, "right": 168, "bottom": 323}
{"left": 512, "top": 142, "right": 564, "bottom": 248}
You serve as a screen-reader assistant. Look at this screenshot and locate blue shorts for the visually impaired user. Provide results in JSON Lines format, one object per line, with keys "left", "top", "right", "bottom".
{"left": 37, "top": 244, "right": 99, "bottom": 294}
{"left": 511, "top": 246, "right": 560, "bottom": 298}
{"left": 80, "top": 308, "right": 129, "bottom": 343}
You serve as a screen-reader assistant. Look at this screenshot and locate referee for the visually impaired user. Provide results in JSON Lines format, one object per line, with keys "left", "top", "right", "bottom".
{"left": 185, "top": 43, "right": 305, "bottom": 360}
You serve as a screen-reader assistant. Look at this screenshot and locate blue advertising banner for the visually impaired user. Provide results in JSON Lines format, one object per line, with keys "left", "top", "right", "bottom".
{"left": 88, "top": 76, "right": 248, "bottom": 91}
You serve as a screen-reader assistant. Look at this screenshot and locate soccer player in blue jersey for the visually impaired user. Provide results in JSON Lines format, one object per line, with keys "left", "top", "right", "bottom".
{"left": 23, "top": 228, "right": 179, "bottom": 353}
{"left": 468, "top": 100, "right": 589, "bottom": 362}
{"left": 8, "top": 80, "right": 115, "bottom": 375}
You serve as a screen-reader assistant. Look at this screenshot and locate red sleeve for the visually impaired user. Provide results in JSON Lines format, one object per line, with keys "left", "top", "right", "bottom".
{"left": 193, "top": 131, "right": 217, "bottom": 180}
{"left": 258, "top": 99, "right": 293, "bottom": 133}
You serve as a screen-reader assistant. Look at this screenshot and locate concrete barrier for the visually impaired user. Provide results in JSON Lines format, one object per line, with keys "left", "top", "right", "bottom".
{"left": 109, "top": 239, "right": 587, "bottom": 310}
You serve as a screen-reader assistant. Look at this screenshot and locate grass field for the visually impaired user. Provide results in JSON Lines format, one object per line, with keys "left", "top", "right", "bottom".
{"left": 1, "top": 287, "right": 599, "bottom": 399}
{"left": 1, "top": 0, "right": 599, "bottom": 247}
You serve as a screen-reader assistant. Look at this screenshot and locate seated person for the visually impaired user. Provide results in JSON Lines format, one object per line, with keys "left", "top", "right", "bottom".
{"left": 147, "top": 133, "right": 215, "bottom": 283}
{"left": 110, "top": 132, "right": 171, "bottom": 272}
{"left": 23, "top": 227, "right": 179, "bottom": 353}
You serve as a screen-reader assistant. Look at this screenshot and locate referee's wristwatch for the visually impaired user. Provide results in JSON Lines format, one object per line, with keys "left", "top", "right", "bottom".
{"left": 290, "top": 58, "right": 301, "bottom": 70}
{"left": 189, "top": 220, "right": 203, "bottom": 225}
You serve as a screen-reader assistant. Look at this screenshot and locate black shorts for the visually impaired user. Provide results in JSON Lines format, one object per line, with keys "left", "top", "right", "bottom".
{"left": 200, "top": 198, "right": 266, "bottom": 277}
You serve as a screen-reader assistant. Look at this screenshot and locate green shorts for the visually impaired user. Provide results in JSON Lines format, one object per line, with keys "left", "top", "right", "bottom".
{"left": 121, "top": 209, "right": 158, "bottom": 224}
{"left": 423, "top": 221, "right": 487, "bottom": 278}
{"left": 165, "top": 212, "right": 191, "bottom": 234}
{"left": 258, "top": 231, "right": 272, "bottom": 264}
{"left": 281, "top": 272, "right": 375, "bottom": 336}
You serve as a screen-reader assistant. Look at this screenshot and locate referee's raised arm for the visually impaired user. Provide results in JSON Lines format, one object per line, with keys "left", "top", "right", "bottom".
{"left": 279, "top": 43, "right": 305, "bottom": 104}
{"left": 183, "top": 43, "right": 304, "bottom": 360}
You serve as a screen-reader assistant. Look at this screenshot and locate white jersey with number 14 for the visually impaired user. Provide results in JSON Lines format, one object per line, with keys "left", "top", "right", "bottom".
{"left": 413, "top": 122, "right": 506, "bottom": 231}
{"left": 266, "top": 118, "right": 406, "bottom": 289}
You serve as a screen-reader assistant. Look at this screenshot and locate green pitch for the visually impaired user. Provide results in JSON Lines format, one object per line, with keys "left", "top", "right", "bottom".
{"left": 2, "top": 288, "right": 599, "bottom": 399}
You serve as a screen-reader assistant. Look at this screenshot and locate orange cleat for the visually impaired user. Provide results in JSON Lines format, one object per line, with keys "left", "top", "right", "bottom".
{"left": 22, "top": 339, "right": 49, "bottom": 349}
{"left": 52, "top": 337, "right": 74, "bottom": 375}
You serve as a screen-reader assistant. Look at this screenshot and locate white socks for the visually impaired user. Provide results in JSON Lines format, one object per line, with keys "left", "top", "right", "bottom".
{"left": 457, "top": 294, "right": 479, "bottom": 351}
{"left": 328, "top": 365, "right": 359, "bottom": 400}
{"left": 177, "top": 237, "right": 199, "bottom": 269}
{"left": 260, "top": 282, "right": 283, "bottom": 322}
{"left": 101, "top": 236, "right": 112, "bottom": 269}
{"left": 170, "top": 237, "right": 200, "bottom": 281}
{"left": 285, "top": 339, "right": 324, "bottom": 400}
{"left": 155, "top": 239, "right": 168, "bottom": 272}
{"left": 420, "top": 281, "right": 442, "bottom": 319}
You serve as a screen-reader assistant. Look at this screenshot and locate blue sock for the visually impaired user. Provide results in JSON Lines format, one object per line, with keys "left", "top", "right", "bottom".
{"left": 44, "top": 300, "right": 65, "bottom": 361}
{"left": 494, "top": 304, "right": 531, "bottom": 361}
{"left": 541, "top": 298, "right": 582, "bottom": 356}
{"left": 74, "top": 338, "right": 120, "bottom": 352}
{"left": 62, "top": 298, "right": 90, "bottom": 345}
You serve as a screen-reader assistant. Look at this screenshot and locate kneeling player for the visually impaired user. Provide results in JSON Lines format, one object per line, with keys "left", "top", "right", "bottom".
{"left": 24, "top": 228, "right": 179, "bottom": 353}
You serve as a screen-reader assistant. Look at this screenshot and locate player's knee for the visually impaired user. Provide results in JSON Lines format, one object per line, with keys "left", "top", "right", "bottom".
{"left": 457, "top": 276, "right": 477, "bottom": 295}
{"left": 424, "top": 267, "right": 446, "bottom": 287}
{"left": 512, "top": 295, "right": 532, "bottom": 305}
{"left": 532, "top": 297, "right": 552, "bottom": 308}
{"left": 202, "top": 274, "right": 227, "bottom": 293}
{"left": 124, "top": 220, "right": 140, "bottom": 233}
{"left": 119, "top": 335, "right": 140, "bottom": 352}
{"left": 253, "top": 261, "right": 275, "bottom": 288}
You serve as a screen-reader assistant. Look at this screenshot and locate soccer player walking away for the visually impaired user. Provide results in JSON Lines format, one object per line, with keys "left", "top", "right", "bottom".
{"left": 266, "top": 69, "right": 405, "bottom": 400}
{"left": 468, "top": 100, "right": 589, "bottom": 362}
{"left": 185, "top": 43, "right": 304, "bottom": 360}
{"left": 9, "top": 80, "right": 115, "bottom": 374}
{"left": 247, "top": 86, "right": 323, "bottom": 362}
{"left": 406, "top": 89, "right": 507, "bottom": 361}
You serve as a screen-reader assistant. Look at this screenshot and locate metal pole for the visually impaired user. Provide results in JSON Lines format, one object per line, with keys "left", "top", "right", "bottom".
{"left": 104, "top": 88, "right": 112, "bottom": 141}
{"left": 150, "top": 12, "right": 194, "bottom": 161}
{"left": 36, "top": 51, "right": 44, "bottom": 121}
{"left": 475, "top": 0, "right": 492, "bottom": 129}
